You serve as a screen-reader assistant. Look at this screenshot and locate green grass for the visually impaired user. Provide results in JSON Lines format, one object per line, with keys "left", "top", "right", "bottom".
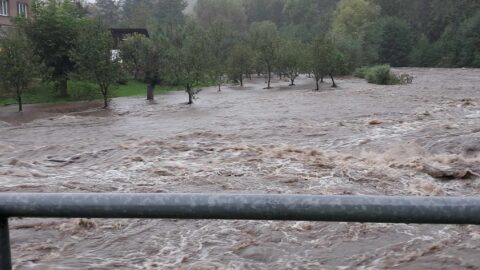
{"left": 0, "top": 80, "right": 180, "bottom": 106}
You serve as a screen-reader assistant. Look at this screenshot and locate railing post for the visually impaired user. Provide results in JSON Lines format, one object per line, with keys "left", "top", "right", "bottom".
{"left": 0, "top": 218, "right": 12, "bottom": 270}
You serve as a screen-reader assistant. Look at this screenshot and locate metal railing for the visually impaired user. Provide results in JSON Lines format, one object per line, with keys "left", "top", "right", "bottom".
{"left": 1, "top": 193, "right": 480, "bottom": 269}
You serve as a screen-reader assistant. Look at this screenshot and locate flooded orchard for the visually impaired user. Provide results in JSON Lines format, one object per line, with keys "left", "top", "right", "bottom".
{"left": 0, "top": 68, "right": 479, "bottom": 269}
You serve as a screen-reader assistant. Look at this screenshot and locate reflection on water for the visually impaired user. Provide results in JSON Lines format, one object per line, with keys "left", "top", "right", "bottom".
{"left": 1, "top": 68, "right": 479, "bottom": 269}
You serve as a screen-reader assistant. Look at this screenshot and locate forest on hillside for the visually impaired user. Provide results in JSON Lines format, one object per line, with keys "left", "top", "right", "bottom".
{"left": 89, "top": 0, "right": 480, "bottom": 68}
{"left": 1, "top": 0, "right": 479, "bottom": 111}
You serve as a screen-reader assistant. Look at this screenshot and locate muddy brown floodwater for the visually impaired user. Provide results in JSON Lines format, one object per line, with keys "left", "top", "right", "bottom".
{"left": 0, "top": 68, "right": 479, "bottom": 269}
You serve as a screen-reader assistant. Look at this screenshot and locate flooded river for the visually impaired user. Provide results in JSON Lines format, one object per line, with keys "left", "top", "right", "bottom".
{"left": 0, "top": 68, "right": 479, "bottom": 269}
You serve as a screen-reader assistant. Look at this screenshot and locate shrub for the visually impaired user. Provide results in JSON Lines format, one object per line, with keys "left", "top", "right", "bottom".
{"left": 362, "top": 65, "right": 400, "bottom": 85}
{"left": 353, "top": 67, "right": 369, "bottom": 78}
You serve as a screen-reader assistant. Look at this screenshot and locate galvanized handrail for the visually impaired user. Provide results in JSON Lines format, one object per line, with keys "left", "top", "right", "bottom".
{"left": 1, "top": 193, "right": 480, "bottom": 269}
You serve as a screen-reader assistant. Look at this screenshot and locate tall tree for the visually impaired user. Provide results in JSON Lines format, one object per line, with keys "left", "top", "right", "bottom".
{"left": 120, "top": 0, "right": 152, "bottom": 28}
{"left": 277, "top": 39, "right": 306, "bottom": 86}
{"left": 21, "top": 0, "right": 86, "bottom": 97}
{"left": 152, "top": 0, "right": 187, "bottom": 34}
{"left": 377, "top": 17, "right": 413, "bottom": 67}
{"left": 309, "top": 36, "right": 344, "bottom": 89}
{"left": 195, "top": 0, "right": 247, "bottom": 33}
{"left": 0, "top": 30, "right": 39, "bottom": 112}
{"left": 167, "top": 20, "right": 209, "bottom": 104}
{"left": 120, "top": 33, "right": 150, "bottom": 80}
{"left": 458, "top": 12, "right": 480, "bottom": 67}
{"left": 332, "top": 0, "right": 380, "bottom": 40}
{"left": 250, "top": 21, "right": 280, "bottom": 89}
{"left": 227, "top": 42, "right": 254, "bottom": 87}
{"left": 94, "top": 0, "right": 121, "bottom": 27}
{"left": 72, "top": 20, "right": 122, "bottom": 108}
{"left": 143, "top": 37, "right": 166, "bottom": 101}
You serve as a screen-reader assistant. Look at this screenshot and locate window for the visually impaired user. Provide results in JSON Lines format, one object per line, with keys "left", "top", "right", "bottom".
{"left": 17, "top": 2, "right": 27, "bottom": 18}
{"left": 0, "top": 0, "right": 8, "bottom": 16}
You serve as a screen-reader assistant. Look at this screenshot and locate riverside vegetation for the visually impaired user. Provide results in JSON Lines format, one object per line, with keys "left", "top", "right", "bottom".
{"left": 0, "top": 0, "right": 479, "bottom": 111}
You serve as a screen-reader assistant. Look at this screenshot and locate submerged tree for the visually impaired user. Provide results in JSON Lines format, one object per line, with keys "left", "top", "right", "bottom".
{"left": 250, "top": 21, "right": 280, "bottom": 89}
{"left": 309, "top": 36, "right": 344, "bottom": 89}
{"left": 72, "top": 20, "right": 122, "bottom": 108}
{"left": 142, "top": 37, "right": 166, "bottom": 101}
{"left": 0, "top": 30, "right": 39, "bottom": 112}
{"left": 277, "top": 39, "right": 307, "bottom": 86}
{"left": 227, "top": 42, "right": 254, "bottom": 86}
{"left": 167, "top": 21, "right": 209, "bottom": 104}
{"left": 205, "top": 22, "right": 234, "bottom": 92}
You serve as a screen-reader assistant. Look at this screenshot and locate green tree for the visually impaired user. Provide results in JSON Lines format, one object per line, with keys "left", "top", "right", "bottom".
{"left": 377, "top": 17, "right": 413, "bottom": 67}
{"left": 120, "top": 0, "right": 152, "bottom": 28}
{"left": 408, "top": 34, "right": 438, "bottom": 67}
{"left": 458, "top": 12, "right": 480, "bottom": 67}
{"left": 149, "top": 0, "right": 187, "bottom": 39}
{"left": 20, "top": 0, "right": 85, "bottom": 97}
{"left": 120, "top": 33, "right": 150, "bottom": 80}
{"left": 250, "top": 21, "right": 280, "bottom": 89}
{"left": 72, "top": 21, "right": 122, "bottom": 108}
{"left": 277, "top": 39, "right": 306, "bottom": 86}
{"left": 167, "top": 20, "right": 209, "bottom": 104}
{"left": 281, "top": 0, "right": 337, "bottom": 41}
{"left": 205, "top": 22, "right": 235, "bottom": 92}
{"left": 227, "top": 42, "right": 254, "bottom": 87}
{"left": 309, "top": 36, "right": 344, "bottom": 89}
{"left": 194, "top": 0, "right": 247, "bottom": 33}
{"left": 0, "top": 30, "right": 39, "bottom": 112}
{"left": 142, "top": 37, "right": 166, "bottom": 101}
{"left": 94, "top": 0, "right": 121, "bottom": 27}
{"left": 333, "top": 0, "right": 380, "bottom": 40}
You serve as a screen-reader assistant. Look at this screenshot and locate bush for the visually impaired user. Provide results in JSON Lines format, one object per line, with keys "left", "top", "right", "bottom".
{"left": 353, "top": 67, "right": 369, "bottom": 78}
{"left": 358, "top": 65, "right": 400, "bottom": 85}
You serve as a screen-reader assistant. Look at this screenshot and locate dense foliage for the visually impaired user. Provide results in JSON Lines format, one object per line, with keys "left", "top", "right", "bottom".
{"left": 1, "top": 0, "right": 479, "bottom": 109}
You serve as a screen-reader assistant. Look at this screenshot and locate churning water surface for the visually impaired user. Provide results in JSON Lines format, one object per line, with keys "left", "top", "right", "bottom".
{"left": 0, "top": 68, "right": 479, "bottom": 269}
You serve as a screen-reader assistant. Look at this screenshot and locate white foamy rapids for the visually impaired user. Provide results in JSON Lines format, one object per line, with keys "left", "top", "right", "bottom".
{"left": 0, "top": 69, "right": 479, "bottom": 269}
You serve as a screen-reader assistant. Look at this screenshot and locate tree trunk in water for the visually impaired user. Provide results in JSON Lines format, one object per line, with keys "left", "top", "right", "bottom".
{"left": 103, "top": 92, "right": 109, "bottom": 108}
{"left": 290, "top": 78, "right": 295, "bottom": 86}
{"left": 240, "top": 74, "right": 243, "bottom": 87}
{"left": 315, "top": 80, "right": 319, "bottom": 91}
{"left": 330, "top": 74, "right": 337, "bottom": 88}
{"left": 267, "top": 69, "right": 271, "bottom": 89}
{"left": 57, "top": 77, "right": 68, "bottom": 97}
{"left": 320, "top": 75, "right": 324, "bottom": 83}
{"left": 17, "top": 89, "right": 22, "bottom": 112}
{"left": 147, "top": 82, "right": 155, "bottom": 100}
{"left": 187, "top": 85, "right": 193, "bottom": 104}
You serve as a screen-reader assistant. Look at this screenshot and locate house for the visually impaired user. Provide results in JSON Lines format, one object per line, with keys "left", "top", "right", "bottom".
{"left": 0, "top": 0, "right": 30, "bottom": 30}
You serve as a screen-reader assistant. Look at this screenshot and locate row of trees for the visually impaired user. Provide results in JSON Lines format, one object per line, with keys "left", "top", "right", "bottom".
{"left": 0, "top": 0, "right": 121, "bottom": 110}
{"left": 91, "top": 0, "right": 480, "bottom": 69}
{"left": 121, "top": 20, "right": 344, "bottom": 102}
{"left": 1, "top": 0, "right": 479, "bottom": 111}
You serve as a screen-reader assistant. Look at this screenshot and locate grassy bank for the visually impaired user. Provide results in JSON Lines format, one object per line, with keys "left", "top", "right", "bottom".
{"left": 0, "top": 80, "right": 179, "bottom": 106}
